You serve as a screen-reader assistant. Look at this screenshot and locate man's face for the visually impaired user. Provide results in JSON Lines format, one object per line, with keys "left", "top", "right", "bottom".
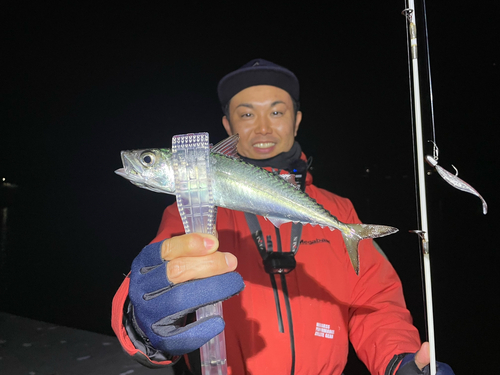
{"left": 222, "top": 85, "right": 302, "bottom": 159}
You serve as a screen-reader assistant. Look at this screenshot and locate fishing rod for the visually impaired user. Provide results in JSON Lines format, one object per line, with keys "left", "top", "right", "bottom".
{"left": 401, "top": 2, "right": 436, "bottom": 373}
{"left": 401, "top": 1, "right": 487, "bottom": 374}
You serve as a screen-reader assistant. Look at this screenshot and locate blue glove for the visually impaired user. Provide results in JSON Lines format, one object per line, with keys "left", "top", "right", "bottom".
{"left": 128, "top": 240, "right": 245, "bottom": 356}
{"left": 396, "top": 353, "right": 455, "bottom": 375}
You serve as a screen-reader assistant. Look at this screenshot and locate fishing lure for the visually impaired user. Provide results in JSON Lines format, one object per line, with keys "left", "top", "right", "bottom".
{"left": 425, "top": 155, "right": 488, "bottom": 215}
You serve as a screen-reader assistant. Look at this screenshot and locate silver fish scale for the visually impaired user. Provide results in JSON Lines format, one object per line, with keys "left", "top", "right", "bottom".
{"left": 210, "top": 154, "right": 345, "bottom": 231}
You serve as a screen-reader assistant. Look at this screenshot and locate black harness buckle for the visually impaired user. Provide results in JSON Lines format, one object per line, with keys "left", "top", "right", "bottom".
{"left": 263, "top": 252, "right": 297, "bottom": 274}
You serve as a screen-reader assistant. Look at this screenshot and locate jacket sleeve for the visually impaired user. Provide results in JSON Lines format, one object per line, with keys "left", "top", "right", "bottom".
{"left": 342, "top": 201, "right": 421, "bottom": 375}
{"left": 313, "top": 188, "right": 421, "bottom": 375}
{"left": 150, "top": 202, "right": 186, "bottom": 244}
{"left": 111, "top": 274, "right": 180, "bottom": 368}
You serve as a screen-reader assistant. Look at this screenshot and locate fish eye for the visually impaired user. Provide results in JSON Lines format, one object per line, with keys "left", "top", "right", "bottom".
{"left": 140, "top": 151, "right": 156, "bottom": 167}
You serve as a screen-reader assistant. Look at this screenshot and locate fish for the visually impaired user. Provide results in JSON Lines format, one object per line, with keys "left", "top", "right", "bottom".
{"left": 115, "top": 134, "right": 398, "bottom": 274}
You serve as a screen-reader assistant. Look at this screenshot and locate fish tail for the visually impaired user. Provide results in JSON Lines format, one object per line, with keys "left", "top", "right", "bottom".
{"left": 348, "top": 223, "right": 398, "bottom": 240}
{"left": 341, "top": 234, "right": 361, "bottom": 275}
{"left": 341, "top": 224, "right": 398, "bottom": 275}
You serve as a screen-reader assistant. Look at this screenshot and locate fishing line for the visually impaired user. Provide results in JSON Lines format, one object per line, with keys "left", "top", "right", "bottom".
{"left": 422, "top": 0, "right": 438, "bottom": 156}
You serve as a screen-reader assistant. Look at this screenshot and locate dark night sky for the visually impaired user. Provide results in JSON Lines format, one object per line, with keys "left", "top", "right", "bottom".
{"left": 1, "top": 2, "right": 499, "bottom": 373}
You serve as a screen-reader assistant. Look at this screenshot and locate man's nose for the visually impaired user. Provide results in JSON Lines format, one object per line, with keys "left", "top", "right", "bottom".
{"left": 255, "top": 117, "right": 272, "bottom": 134}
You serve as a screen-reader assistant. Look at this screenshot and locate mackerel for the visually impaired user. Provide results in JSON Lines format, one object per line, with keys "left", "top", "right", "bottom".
{"left": 115, "top": 134, "right": 398, "bottom": 274}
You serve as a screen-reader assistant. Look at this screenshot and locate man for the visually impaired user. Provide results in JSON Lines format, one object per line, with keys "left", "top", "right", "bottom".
{"left": 112, "top": 59, "right": 454, "bottom": 374}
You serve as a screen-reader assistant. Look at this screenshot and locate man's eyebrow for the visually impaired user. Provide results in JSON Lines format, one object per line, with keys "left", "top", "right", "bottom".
{"left": 235, "top": 103, "right": 254, "bottom": 109}
{"left": 235, "top": 101, "right": 286, "bottom": 110}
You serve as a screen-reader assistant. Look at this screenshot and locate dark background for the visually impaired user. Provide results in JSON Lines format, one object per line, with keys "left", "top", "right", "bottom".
{"left": 1, "top": 1, "right": 498, "bottom": 373}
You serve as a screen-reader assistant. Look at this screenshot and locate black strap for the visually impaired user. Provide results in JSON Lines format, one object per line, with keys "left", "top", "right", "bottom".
{"left": 244, "top": 212, "right": 270, "bottom": 259}
{"left": 244, "top": 212, "right": 302, "bottom": 274}
{"left": 244, "top": 212, "right": 303, "bottom": 254}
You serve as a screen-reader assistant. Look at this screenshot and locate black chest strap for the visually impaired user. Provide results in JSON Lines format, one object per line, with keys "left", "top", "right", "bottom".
{"left": 243, "top": 168, "right": 306, "bottom": 274}
{"left": 244, "top": 212, "right": 302, "bottom": 274}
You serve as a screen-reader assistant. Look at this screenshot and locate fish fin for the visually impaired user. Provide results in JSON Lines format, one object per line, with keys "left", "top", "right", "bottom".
{"left": 340, "top": 224, "right": 399, "bottom": 275}
{"left": 267, "top": 216, "right": 290, "bottom": 228}
{"left": 267, "top": 216, "right": 312, "bottom": 228}
{"left": 341, "top": 234, "right": 360, "bottom": 275}
{"left": 279, "top": 174, "right": 300, "bottom": 189}
{"left": 211, "top": 134, "right": 240, "bottom": 158}
{"left": 347, "top": 223, "right": 399, "bottom": 239}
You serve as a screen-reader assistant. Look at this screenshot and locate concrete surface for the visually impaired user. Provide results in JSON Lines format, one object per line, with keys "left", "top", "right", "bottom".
{"left": 0, "top": 312, "right": 174, "bottom": 375}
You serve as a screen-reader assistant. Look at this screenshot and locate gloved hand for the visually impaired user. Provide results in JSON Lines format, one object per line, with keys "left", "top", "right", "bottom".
{"left": 128, "top": 237, "right": 244, "bottom": 356}
{"left": 396, "top": 352, "right": 455, "bottom": 375}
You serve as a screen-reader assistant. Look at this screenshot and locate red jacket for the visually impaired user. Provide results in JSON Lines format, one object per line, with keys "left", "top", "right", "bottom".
{"left": 112, "top": 171, "right": 421, "bottom": 374}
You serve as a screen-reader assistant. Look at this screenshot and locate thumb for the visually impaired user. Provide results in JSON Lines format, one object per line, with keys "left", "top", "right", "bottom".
{"left": 414, "top": 342, "right": 430, "bottom": 370}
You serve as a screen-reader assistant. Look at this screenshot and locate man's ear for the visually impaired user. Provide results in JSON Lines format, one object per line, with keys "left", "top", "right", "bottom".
{"left": 294, "top": 111, "right": 302, "bottom": 136}
{"left": 222, "top": 116, "right": 233, "bottom": 136}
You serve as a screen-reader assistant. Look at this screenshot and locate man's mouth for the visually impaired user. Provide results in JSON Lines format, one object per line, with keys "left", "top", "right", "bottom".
{"left": 253, "top": 142, "right": 276, "bottom": 149}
